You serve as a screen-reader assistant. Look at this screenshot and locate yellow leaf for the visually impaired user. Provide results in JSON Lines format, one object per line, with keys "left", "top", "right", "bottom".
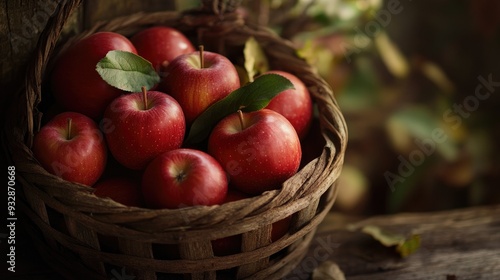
{"left": 374, "top": 31, "right": 409, "bottom": 78}
{"left": 244, "top": 37, "right": 269, "bottom": 82}
{"left": 419, "top": 60, "right": 455, "bottom": 94}
{"left": 361, "top": 225, "right": 421, "bottom": 257}
{"left": 312, "top": 261, "right": 346, "bottom": 280}
{"left": 362, "top": 225, "right": 405, "bottom": 247}
{"left": 397, "top": 234, "right": 421, "bottom": 258}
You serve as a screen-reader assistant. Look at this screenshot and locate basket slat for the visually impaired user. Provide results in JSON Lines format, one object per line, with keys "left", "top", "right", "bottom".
{"left": 65, "top": 218, "right": 106, "bottom": 274}
{"left": 237, "top": 226, "right": 272, "bottom": 277}
{"left": 117, "top": 239, "right": 156, "bottom": 280}
{"left": 23, "top": 180, "right": 59, "bottom": 250}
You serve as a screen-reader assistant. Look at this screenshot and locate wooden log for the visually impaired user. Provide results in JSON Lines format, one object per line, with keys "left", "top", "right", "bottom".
{"left": 0, "top": 0, "right": 61, "bottom": 92}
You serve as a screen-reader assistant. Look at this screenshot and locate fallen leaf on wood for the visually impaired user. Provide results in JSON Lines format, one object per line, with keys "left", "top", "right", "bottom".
{"left": 396, "top": 233, "right": 421, "bottom": 258}
{"left": 361, "top": 225, "right": 421, "bottom": 257}
{"left": 312, "top": 261, "right": 346, "bottom": 280}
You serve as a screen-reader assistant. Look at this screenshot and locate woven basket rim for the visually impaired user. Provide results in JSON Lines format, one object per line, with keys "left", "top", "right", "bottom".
{"left": 4, "top": 0, "right": 348, "bottom": 233}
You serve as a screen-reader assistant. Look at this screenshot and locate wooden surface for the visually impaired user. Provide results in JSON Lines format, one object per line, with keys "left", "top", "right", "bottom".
{"left": 2, "top": 204, "right": 499, "bottom": 279}
{"left": 293, "top": 204, "right": 500, "bottom": 280}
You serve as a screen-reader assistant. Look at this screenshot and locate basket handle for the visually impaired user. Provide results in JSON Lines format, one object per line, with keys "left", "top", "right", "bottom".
{"left": 201, "top": 0, "right": 243, "bottom": 15}
{"left": 22, "top": 0, "right": 83, "bottom": 147}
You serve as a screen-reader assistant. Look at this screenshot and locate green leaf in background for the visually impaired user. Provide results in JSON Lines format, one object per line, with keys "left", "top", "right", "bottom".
{"left": 387, "top": 158, "right": 431, "bottom": 213}
{"left": 186, "top": 73, "right": 294, "bottom": 143}
{"left": 174, "top": 0, "right": 201, "bottom": 11}
{"left": 361, "top": 225, "right": 421, "bottom": 258}
{"left": 295, "top": 39, "right": 334, "bottom": 78}
{"left": 337, "top": 57, "right": 379, "bottom": 112}
{"left": 96, "top": 50, "right": 160, "bottom": 92}
{"left": 243, "top": 37, "right": 269, "bottom": 82}
{"left": 386, "top": 106, "right": 459, "bottom": 161}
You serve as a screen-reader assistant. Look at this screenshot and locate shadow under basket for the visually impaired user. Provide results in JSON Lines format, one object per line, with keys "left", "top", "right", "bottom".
{"left": 3, "top": 0, "right": 348, "bottom": 279}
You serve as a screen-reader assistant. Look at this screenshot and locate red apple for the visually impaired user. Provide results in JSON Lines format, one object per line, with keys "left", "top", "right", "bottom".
{"left": 99, "top": 151, "right": 143, "bottom": 182}
{"left": 93, "top": 177, "right": 144, "bottom": 207}
{"left": 130, "top": 26, "right": 196, "bottom": 72}
{"left": 50, "top": 32, "right": 137, "bottom": 119}
{"left": 32, "top": 112, "right": 107, "bottom": 186}
{"left": 300, "top": 117, "right": 325, "bottom": 168}
{"left": 223, "top": 189, "right": 250, "bottom": 202}
{"left": 264, "top": 70, "right": 313, "bottom": 139}
{"left": 141, "top": 148, "right": 228, "bottom": 209}
{"left": 159, "top": 48, "right": 240, "bottom": 124}
{"left": 102, "top": 88, "right": 185, "bottom": 170}
{"left": 208, "top": 109, "right": 301, "bottom": 195}
{"left": 212, "top": 232, "right": 242, "bottom": 257}
{"left": 271, "top": 216, "right": 292, "bottom": 242}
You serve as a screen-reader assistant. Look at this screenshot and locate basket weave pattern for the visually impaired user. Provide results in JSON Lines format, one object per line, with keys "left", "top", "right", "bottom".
{"left": 3, "top": 0, "right": 348, "bottom": 279}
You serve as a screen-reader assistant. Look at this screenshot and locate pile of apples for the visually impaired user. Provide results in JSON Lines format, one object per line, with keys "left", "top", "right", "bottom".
{"left": 33, "top": 26, "right": 316, "bottom": 216}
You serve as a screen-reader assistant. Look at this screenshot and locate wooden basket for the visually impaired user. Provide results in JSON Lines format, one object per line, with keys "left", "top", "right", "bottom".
{"left": 3, "top": 0, "right": 348, "bottom": 279}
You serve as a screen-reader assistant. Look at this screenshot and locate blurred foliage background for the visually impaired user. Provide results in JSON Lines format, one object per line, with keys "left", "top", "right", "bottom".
{"left": 179, "top": 0, "right": 500, "bottom": 215}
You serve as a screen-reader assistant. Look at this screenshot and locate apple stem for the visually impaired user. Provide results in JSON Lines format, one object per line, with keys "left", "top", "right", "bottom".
{"left": 237, "top": 110, "right": 246, "bottom": 130}
{"left": 199, "top": 45, "right": 204, "bottom": 69}
{"left": 161, "top": 60, "right": 169, "bottom": 70}
{"left": 66, "top": 118, "right": 72, "bottom": 140}
{"left": 141, "top": 86, "right": 148, "bottom": 110}
{"left": 176, "top": 171, "right": 187, "bottom": 183}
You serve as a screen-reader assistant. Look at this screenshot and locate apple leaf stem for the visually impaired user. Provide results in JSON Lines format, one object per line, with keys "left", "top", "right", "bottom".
{"left": 66, "top": 118, "right": 72, "bottom": 140}
{"left": 199, "top": 45, "right": 204, "bottom": 69}
{"left": 141, "top": 86, "right": 148, "bottom": 110}
{"left": 237, "top": 110, "right": 246, "bottom": 130}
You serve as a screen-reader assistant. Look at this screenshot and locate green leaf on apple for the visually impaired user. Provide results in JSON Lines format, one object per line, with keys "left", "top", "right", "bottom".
{"left": 186, "top": 73, "right": 294, "bottom": 143}
{"left": 96, "top": 50, "right": 160, "bottom": 92}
